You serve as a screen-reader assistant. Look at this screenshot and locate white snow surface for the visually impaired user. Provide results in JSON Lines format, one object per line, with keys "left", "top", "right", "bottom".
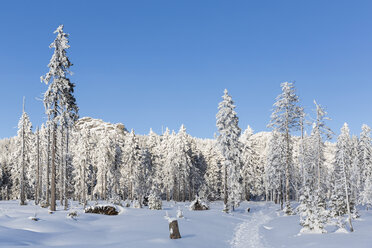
{"left": 0, "top": 201, "right": 372, "bottom": 247}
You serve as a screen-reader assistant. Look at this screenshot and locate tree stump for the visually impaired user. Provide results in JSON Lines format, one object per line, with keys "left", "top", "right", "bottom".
{"left": 169, "top": 220, "right": 181, "bottom": 239}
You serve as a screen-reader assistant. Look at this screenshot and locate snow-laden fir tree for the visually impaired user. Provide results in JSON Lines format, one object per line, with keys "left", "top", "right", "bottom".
{"left": 161, "top": 128, "right": 177, "bottom": 201}
{"left": 174, "top": 125, "right": 193, "bottom": 201}
{"left": 121, "top": 130, "right": 141, "bottom": 200}
{"left": 147, "top": 129, "right": 161, "bottom": 194}
{"left": 265, "top": 131, "right": 286, "bottom": 206}
{"left": 72, "top": 127, "right": 93, "bottom": 205}
{"left": 359, "top": 124, "right": 372, "bottom": 207}
{"left": 204, "top": 140, "right": 223, "bottom": 201}
{"left": 329, "top": 123, "right": 354, "bottom": 232}
{"left": 298, "top": 187, "right": 327, "bottom": 233}
{"left": 312, "top": 100, "right": 333, "bottom": 193}
{"left": 41, "top": 25, "right": 77, "bottom": 211}
{"left": 297, "top": 129, "right": 328, "bottom": 233}
{"left": 94, "top": 132, "right": 115, "bottom": 200}
{"left": 268, "top": 82, "right": 303, "bottom": 215}
{"left": 240, "top": 126, "right": 262, "bottom": 200}
{"left": 216, "top": 89, "right": 242, "bottom": 212}
{"left": 15, "top": 99, "right": 33, "bottom": 205}
{"left": 350, "top": 136, "right": 361, "bottom": 210}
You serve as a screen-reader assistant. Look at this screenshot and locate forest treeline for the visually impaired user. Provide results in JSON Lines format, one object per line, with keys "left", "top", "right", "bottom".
{"left": 0, "top": 25, "right": 371, "bottom": 233}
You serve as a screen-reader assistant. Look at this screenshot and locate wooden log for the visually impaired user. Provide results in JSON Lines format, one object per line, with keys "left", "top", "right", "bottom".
{"left": 169, "top": 220, "right": 181, "bottom": 239}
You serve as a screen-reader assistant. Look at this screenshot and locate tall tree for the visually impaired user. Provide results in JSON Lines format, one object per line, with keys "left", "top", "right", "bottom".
{"left": 330, "top": 123, "right": 354, "bottom": 232}
{"left": 359, "top": 124, "right": 372, "bottom": 206}
{"left": 41, "top": 25, "right": 77, "bottom": 211}
{"left": 16, "top": 98, "right": 33, "bottom": 205}
{"left": 268, "top": 82, "right": 303, "bottom": 215}
{"left": 313, "top": 100, "right": 333, "bottom": 192}
{"left": 216, "top": 89, "right": 242, "bottom": 212}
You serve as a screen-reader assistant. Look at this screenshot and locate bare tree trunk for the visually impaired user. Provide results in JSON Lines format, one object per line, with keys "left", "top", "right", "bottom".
{"left": 20, "top": 120, "right": 26, "bottom": 206}
{"left": 64, "top": 128, "right": 69, "bottom": 210}
{"left": 36, "top": 128, "right": 40, "bottom": 205}
{"left": 223, "top": 162, "right": 228, "bottom": 211}
{"left": 284, "top": 128, "right": 292, "bottom": 214}
{"left": 46, "top": 120, "right": 51, "bottom": 205}
{"left": 342, "top": 162, "right": 354, "bottom": 232}
{"left": 50, "top": 120, "right": 57, "bottom": 212}
{"left": 60, "top": 126, "right": 64, "bottom": 205}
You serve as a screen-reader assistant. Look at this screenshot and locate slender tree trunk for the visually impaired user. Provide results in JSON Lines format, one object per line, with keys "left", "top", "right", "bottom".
{"left": 60, "top": 126, "right": 64, "bottom": 205}
{"left": 46, "top": 121, "right": 51, "bottom": 205}
{"left": 224, "top": 162, "right": 228, "bottom": 208}
{"left": 64, "top": 128, "right": 69, "bottom": 210}
{"left": 36, "top": 128, "right": 40, "bottom": 205}
{"left": 20, "top": 122, "right": 26, "bottom": 206}
{"left": 82, "top": 161, "right": 86, "bottom": 206}
{"left": 50, "top": 120, "right": 57, "bottom": 212}
{"left": 342, "top": 162, "right": 354, "bottom": 232}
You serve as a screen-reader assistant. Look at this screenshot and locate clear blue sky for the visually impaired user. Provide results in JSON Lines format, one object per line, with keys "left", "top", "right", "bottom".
{"left": 0, "top": 0, "right": 371, "bottom": 139}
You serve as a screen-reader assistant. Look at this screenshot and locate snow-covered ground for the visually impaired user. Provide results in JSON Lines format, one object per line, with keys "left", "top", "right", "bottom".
{"left": 0, "top": 200, "right": 371, "bottom": 248}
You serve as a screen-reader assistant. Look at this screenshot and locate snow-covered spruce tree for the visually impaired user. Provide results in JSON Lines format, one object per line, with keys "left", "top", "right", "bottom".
{"left": 297, "top": 129, "right": 327, "bottom": 233}
{"left": 72, "top": 127, "right": 93, "bottom": 206}
{"left": 359, "top": 124, "right": 372, "bottom": 207}
{"left": 121, "top": 130, "right": 141, "bottom": 200}
{"left": 41, "top": 25, "right": 77, "bottom": 211}
{"left": 131, "top": 148, "right": 152, "bottom": 206}
{"left": 162, "top": 128, "right": 177, "bottom": 201}
{"left": 16, "top": 99, "right": 33, "bottom": 205}
{"left": 216, "top": 89, "right": 242, "bottom": 212}
{"left": 312, "top": 100, "right": 333, "bottom": 193}
{"left": 240, "top": 126, "right": 262, "bottom": 200}
{"left": 146, "top": 129, "right": 161, "bottom": 196}
{"left": 329, "top": 123, "right": 354, "bottom": 232}
{"left": 34, "top": 127, "right": 42, "bottom": 205}
{"left": 204, "top": 140, "right": 223, "bottom": 201}
{"left": 298, "top": 187, "right": 327, "bottom": 233}
{"left": 265, "top": 131, "right": 286, "bottom": 207}
{"left": 350, "top": 136, "right": 361, "bottom": 211}
{"left": 94, "top": 132, "right": 115, "bottom": 200}
{"left": 174, "top": 124, "right": 193, "bottom": 201}
{"left": 268, "top": 82, "right": 303, "bottom": 215}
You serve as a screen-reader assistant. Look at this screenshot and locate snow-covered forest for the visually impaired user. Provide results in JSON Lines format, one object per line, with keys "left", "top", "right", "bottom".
{"left": 1, "top": 25, "right": 371, "bottom": 241}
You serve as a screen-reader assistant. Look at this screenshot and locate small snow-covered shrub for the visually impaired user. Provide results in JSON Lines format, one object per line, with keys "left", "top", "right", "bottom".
{"left": 189, "top": 196, "right": 209, "bottom": 211}
{"left": 67, "top": 211, "right": 78, "bottom": 219}
{"left": 298, "top": 189, "right": 327, "bottom": 234}
{"left": 39, "top": 200, "right": 49, "bottom": 208}
{"left": 148, "top": 193, "right": 162, "bottom": 210}
{"left": 124, "top": 199, "right": 131, "bottom": 208}
{"left": 28, "top": 214, "right": 39, "bottom": 221}
{"left": 85, "top": 205, "right": 119, "bottom": 216}
{"left": 132, "top": 199, "right": 142, "bottom": 209}
{"left": 109, "top": 195, "right": 123, "bottom": 207}
{"left": 177, "top": 207, "right": 184, "bottom": 218}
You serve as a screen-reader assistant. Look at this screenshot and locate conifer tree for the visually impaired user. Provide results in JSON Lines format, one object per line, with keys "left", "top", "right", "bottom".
{"left": 216, "top": 89, "right": 242, "bottom": 211}
{"left": 41, "top": 25, "right": 77, "bottom": 211}
{"left": 268, "top": 82, "right": 303, "bottom": 214}
{"left": 16, "top": 99, "right": 33, "bottom": 205}
{"left": 330, "top": 123, "right": 354, "bottom": 232}
{"left": 359, "top": 124, "right": 372, "bottom": 206}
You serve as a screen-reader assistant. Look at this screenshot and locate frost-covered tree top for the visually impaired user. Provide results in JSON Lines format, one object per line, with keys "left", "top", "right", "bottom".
{"left": 41, "top": 25, "right": 72, "bottom": 83}
{"left": 313, "top": 100, "right": 334, "bottom": 140}
{"left": 268, "top": 82, "right": 303, "bottom": 133}
{"left": 17, "top": 111, "right": 32, "bottom": 138}
{"left": 216, "top": 89, "right": 241, "bottom": 157}
{"left": 41, "top": 25, "right": 78, "bottom": 122}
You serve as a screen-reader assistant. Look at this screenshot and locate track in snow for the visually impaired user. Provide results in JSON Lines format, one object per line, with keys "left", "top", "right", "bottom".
{"left": 230, "top": 207, "right": 272, "bottom": 248}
